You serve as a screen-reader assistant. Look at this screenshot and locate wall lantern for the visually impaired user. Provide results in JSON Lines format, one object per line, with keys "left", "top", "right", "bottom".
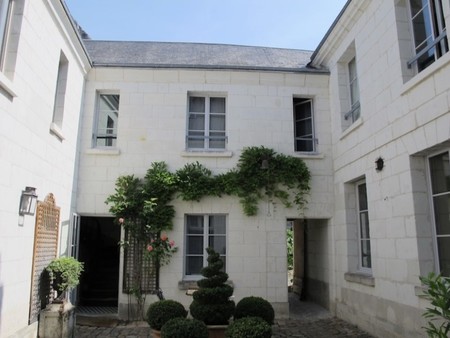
{"left": 19, "top": 186, "right": 38, "bottom": 216}
{"left": 375, "top": 157, "right": 384, "bottom": 172}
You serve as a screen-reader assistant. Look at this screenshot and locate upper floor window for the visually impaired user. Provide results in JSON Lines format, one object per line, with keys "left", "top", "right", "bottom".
{"left": 293, "top": 98, "right": 315, "bottom": 152}
{"left": 187, "top": 95, "right": 226, "bottom": 150}
{"left": 428, "top": 151, "right": 450, "bottom": 276}
{"left": 0, "top": 0, "right": 12, "bottom": 68}
{"left": 93, "top": 93, "right": 120, "bottom": 147}
{"left": 407, "top": 0, "right": 448, "bottom": 72}
{"left": 185, "top": 214, "right": 227, "bottom": 278}
{"left": 357, "top": 181, "right": 371, "bottom": 273}
{"left": 52, "top": 52, "right": 69, "bottom": 129}
{"left": 345, "top": 57, "right": 360, "bottom": 124}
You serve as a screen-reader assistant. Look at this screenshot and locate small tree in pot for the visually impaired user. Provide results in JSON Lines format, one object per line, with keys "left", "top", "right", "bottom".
{"left": 146, "top": 299, "right": 187, "bottom": 337}
{"left": 46, "top": 256, "right": 84, "bottom": 302}
{"left": 190, "top": 247, "right": 234, "bottom": 337}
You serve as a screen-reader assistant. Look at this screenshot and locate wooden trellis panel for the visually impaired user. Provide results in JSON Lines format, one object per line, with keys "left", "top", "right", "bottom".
{"left": 28, "top": 193, "right": 60, "bottom": 324}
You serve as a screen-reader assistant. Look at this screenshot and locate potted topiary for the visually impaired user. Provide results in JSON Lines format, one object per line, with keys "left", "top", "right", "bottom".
{"left": 39, "top": 256, "right": 84, "bottom": 338}
{"left": 190, "top": 247, "right": 235, "bottom": 338}
{"left": 226, "top": 316, "right": 272, "bottom": 338}
{"left": 234, "top": 296, "right": 275, "bottom": 325}
{"left": 161, "top": 317, "right": 208, "bottom": 338}
{"left": 146, "top": 299, "right": 188, "bottom": 337}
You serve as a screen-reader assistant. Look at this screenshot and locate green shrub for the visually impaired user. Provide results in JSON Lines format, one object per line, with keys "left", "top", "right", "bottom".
{"left": 46, "top": 257, "right": 84, "bottom": 298}
{"left": 234, "top": 296, "right": 275, "bottom": 324}
{"left": 189, "top": 247, "right": 235, "bottom": 325}
{"left": 161, "top": 317, "right": 208, "bottom": 338}
{"left": 419, "top": 272, "right": 450, "bottom": 338}
{"left": 226, "top": 317, "right": 272, "bottom": 338}
{"left": 146, "top": 300, "right": 187, "bottom": 330}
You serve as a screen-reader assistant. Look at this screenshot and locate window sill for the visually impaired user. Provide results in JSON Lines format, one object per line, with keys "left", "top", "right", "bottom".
{"left": 340, "top": 117, "right": 363, "bottom": 140}
{"left": 344, "top": 272, "right": 375, "bottom": 287}
{"left": 0, "top": 72, "right": 16, "bottom": 98}
{"left": 401, "top": 52, "right": 450, "bottom": 96}
{"left": 293, "top": 152, "right": 325, "bottom": 159}
{"left": 181, "top": 150, "right": 233, "bottom": 158}
{"left": 85, "top": 148, "right": 121, "bottom": 155}
{"left": 49, "top": 122, "right": 65, "bottom": 141}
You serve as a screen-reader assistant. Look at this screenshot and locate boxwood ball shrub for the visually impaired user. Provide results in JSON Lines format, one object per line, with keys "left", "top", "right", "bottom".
{"left": 146, "top": 299, "right": 187, "bottom": 330}
{"left": 226, "top": 317, "right": 272, "bottom": 338}
{"left": 234, "top": 296, "right": 275, "bottom": 324}
{"left": 161, "top": 318, "right": 208, "bottom": 338}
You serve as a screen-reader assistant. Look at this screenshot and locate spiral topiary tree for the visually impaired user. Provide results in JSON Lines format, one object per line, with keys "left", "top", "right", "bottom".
{"left": 189, "top": 247, "right": 235, "bottom": 325}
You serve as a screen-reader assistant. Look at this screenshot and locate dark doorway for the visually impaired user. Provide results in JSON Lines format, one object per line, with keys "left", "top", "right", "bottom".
{"left": 78, "top": 217, "right": 120, "bottom": 306}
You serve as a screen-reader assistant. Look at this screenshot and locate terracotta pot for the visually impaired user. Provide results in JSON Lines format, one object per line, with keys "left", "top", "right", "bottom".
{"left": 207, "top": 325, "right": 228, "bottom": 338}
{"left": 151, "top": 328, "right": 161, "bottom": 338}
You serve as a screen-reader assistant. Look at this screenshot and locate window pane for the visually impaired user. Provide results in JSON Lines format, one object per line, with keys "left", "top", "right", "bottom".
{"left": 186, "top": 256, "right": 203, "bottom": 275}
{"left": 189, "top": 97, "right": 205, "bottom": 113}
{"left": 437, "top": 236, "right": 450, "bottom": 277}
{"left": 360, "top": 211, "right": 370, "bottom": 239}
{"left": 296, "top": 139, "right": 314, "bottom": 152}
{"left": 296, "top": 120, "right": 312, "bottom": 136}
{"left": 294, "top": 101, "right": 312, "bottom": 120}
{"left": 187, "top": 236, "right": 204, "bottom": 255}
{"left": 361, "top": 239, "right": 372, "bottom": 268}
{"left": 209, "top": 236, "right": 226, "bottom": 255}
{"left": 358, "top": 183, "right": 368, "bottom": 211}
{"left": 410, "top": 0, "right": 429, "bottom": 17}
{"left": 433, "top": 194, "right": 450, "bottom": 235}
{"left": 210, "top": 115, "right": 225, "bottom": 131}
{"left": 208, "top": 132, "right": 226, "bottom": 149}
{"left": 209, "top": 215, "right": 226, "bottom": 234}
{"left": 187, "top": 215, "right": 204, "bottom": 234}
{"left": 429, "top": 152, "right": 450, "bottom": 194}
{"left": 189, "top": 114, "right": 205, "bottom": 131}
{"left": 210, "top": 97, "right": 225, "bottom": 114}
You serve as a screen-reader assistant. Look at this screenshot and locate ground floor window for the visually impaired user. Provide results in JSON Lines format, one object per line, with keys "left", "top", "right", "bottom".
{"left": 185, "top": 214, "right": 227, "bottom": 278}
{"left": 357, "top": 180, "right": 371, "bottom": 272}
{"left": 429, "top": 151, "right": 450, "bottom": 276}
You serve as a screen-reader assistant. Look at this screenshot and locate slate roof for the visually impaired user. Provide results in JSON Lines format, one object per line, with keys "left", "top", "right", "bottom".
{"left": 84, "top": 40, "right": 322, "bottom": 73}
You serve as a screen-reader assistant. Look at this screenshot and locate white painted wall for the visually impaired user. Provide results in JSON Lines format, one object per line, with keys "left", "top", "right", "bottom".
{"left": 0, "top": 0, "right": 88, "bottom": 336}
{"left": 76, "top": 67, "right": 334, "bottom": 316}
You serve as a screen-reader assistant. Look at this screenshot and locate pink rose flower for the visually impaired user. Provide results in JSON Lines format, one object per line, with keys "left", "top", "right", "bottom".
{"left": 147, "top": 245, "right": 153, "bottom": 252}
{"left": 118, "top": 218, "right": 124, "bottom": 224}
{"left": 160, "top": 233, "right": 168, "bottom": 241}
{"left": 169, "top": 240, "right": 175, "bottom": 247}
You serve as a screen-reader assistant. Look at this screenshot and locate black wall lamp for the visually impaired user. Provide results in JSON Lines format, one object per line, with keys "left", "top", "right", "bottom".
{"left": 19, "top": 186, "right": 38, "bottom": 216}
{"left": 375, "top": 157, "right": 384, "bottom": 172}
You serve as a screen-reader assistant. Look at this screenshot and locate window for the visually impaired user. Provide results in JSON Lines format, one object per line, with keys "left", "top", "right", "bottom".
{"left": 185, "top": 214, "right": 226, "bottom": 277}
{"left": 357, "top": 181, "right": 371, "bottom": 272}
{"left": 0, "top": 0, "right": 11, "bottom": 68}
{"left": 407, "top": 0, "right": 448, "bottom": 72}
{"left": 428, "top": 152, "right": 450, "bottom": 276}
{"left": 94, "top": 93, "right": 120, "bottom": 147}
{"left": 293, "top": 98, "right": 315, "bottom": 152}
{"left": 51, "top": 52, "right": 69, "bottom": 129}
{"left": 187, "top": 95, "right": 226, "bottom": 150}
{"left": 345, "top": 57, "right": 360, "bottom": 123}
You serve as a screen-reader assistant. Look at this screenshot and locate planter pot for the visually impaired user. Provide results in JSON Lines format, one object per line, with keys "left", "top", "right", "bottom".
{"left": 207, "top": 325, "right": 227, "bottom": 338}
{"left": 38, "top": 300, "right": 75, "bottom": 338}
{"left": 151, "top": 328, "right": 161, "bottom": 338}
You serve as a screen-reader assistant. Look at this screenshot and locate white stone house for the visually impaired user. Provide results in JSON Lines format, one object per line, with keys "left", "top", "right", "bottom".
{"left": 2, "top": 0, "right": 450, "bottom": 337}
{"left": 310, "top": 0, "right": 450, "bottom": 337}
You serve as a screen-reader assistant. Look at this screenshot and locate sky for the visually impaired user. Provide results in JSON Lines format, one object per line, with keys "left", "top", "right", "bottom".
{"left": 64, "top": 1, "right": 348, "bottom": 51}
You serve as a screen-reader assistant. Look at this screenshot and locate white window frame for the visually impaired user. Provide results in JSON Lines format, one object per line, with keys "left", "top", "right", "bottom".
{"left": 427, "top": 150, "right": 450, "bottom": 276}
{"left": 184, "top": 214, "right": 227, "bottom": 280}
{"left": 51, "top": 52, "right": 69, "bottom": 129}
{"left": 186, "top": 93, "right": 227, "bottom": 151}
{"left": 293, "top": 98, "right": 316, "bottom": 153}
{"left": 407, "top": 0, "right": 449, "bottom": 72}
{"left": 356, "top": 180, "right": 371, "bottom": 274}
{"left": 344, "top": 57, "right": 360, "bottom": 123}
{"left": 0, "top": 0, "right": 12, "bottom": 69}
{"left": 93, "top": 92, "right": 120, "bottom": 148}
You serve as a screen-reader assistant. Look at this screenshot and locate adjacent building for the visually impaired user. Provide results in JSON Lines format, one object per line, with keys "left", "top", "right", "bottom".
{"left": 0, "top": 1, "right": 449, "bottom": 337}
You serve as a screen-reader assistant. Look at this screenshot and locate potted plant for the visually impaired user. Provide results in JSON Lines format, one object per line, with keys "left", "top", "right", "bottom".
{"left": 190, "top": 247, "right": 235, "bottom": 338}
{"left": 146, "top": 299, "right": 187, "bottom": 337}
{"left": 225, "top": 316, "right": 272, "bottom": 338}
{"left": 161, "top": 317, "right": 208, "bottom": 338}
{"left": 46, "top": 256, "right": 84, "bottom": 301}
{"left": 233, "top": 296, "right": 275, "bottom": 325}
{"left": 39, "top": 256, "right": 83, "bottom": 338}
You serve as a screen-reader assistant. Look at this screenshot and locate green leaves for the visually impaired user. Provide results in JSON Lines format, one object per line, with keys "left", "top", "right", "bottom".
{"left": 419, "top": 272, "right": 450, "bottom": 337}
